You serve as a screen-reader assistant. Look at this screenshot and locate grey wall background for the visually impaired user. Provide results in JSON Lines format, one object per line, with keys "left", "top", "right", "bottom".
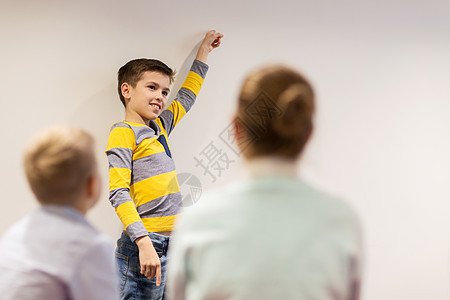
{"left": 1, "top": 0, "right": 449, "bottom": 299}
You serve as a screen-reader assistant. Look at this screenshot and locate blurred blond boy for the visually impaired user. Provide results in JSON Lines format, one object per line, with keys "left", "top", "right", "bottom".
{"left": 0, "top": 125, "right": 119, "bottom": 300}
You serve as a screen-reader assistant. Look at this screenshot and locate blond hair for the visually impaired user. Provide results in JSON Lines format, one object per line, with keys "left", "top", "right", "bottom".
{"left": 237, "top": 65, "right": 315, "bottom": 159}
{"left": 23, "top": 125, "right": 96, "bottom": 205}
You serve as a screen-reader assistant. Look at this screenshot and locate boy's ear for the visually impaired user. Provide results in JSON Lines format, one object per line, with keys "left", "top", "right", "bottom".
{"left": 85, "top": 173, "right": 100, "bottom": 197}
{"left": 121, "top": 83, "right": 131, "bottom": 100}
{"left": 85, "top": 175, "right": 95, "bottom": 198}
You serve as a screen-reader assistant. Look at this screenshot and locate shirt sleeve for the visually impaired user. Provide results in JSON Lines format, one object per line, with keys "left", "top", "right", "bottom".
{"left": 69, "top": 236, "right": 120, "bottom": 300}
{"left": 159, "top": 59, "right": 209, "bottom": 135}
{"left": 105, "top": 123, "right": 148, "bottom": 242}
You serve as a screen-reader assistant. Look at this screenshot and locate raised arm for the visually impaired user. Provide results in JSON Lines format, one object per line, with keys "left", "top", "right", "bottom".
{"left": 158, "top": 30, "right": 223, "bottom": 135}
{"left": 195, "top": 30, "right": 223, "bottom": 63}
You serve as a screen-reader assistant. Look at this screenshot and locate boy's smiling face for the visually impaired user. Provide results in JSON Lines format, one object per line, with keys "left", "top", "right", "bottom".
{"left": 122, "top": 71, "right": 171, "bottom": 125}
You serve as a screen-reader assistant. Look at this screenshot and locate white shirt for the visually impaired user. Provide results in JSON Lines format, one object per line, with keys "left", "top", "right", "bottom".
{"left": 0, "top": 205, "right": 119, "bottom": 300}
{"left": 167, "top": 158, "right": 363, "bottom": 300}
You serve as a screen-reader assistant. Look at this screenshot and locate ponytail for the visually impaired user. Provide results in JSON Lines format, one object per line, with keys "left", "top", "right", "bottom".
{"left": 273, "top": 83, "right": 314, "bottom": 140}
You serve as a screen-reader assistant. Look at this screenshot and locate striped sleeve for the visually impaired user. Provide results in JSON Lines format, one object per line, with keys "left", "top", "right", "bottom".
{"left": 105, "top": 123, "right": 148, "bottom": 242}
{"left": 159, "top": 59, "right": 209, "bottom": 135}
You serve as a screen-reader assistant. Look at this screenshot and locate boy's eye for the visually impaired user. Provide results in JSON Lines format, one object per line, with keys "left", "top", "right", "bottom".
{"left": 162, "top": 91, "right": 168, "bottom": 96}
{"left": 148, "top": 85, "right": 155, "bottom": 90}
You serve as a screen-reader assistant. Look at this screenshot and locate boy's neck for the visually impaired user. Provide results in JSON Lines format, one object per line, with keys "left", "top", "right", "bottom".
{"left": 72, "top": 203, "right": 88, "bottom": 215}
{"left": 125, "top": 111, "right": 150, "bottom": 126}
{"left": 58, "top": 202, "right": 88, "bottom": 216}
{"left": 40, "top": 203, "right": 87, "bottom": 216}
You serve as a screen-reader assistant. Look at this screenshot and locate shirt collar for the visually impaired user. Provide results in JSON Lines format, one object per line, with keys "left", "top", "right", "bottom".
{"left": 244, "top": 156, "right": 298, "bottom": 179}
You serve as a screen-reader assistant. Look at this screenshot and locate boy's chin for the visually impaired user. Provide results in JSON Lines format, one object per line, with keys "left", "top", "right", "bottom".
{"left": 147, "top": 113, "right": 161, "bottom": 120}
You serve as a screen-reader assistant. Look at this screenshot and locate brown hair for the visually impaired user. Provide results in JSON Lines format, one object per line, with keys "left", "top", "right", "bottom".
{"left": 236, "top": 65, "right": 315, "bottom": 159}
{"left": 117, "top": 59, "right": 176, "bottom": 107}
{"left": 23, "top": 125, "right": 96, "bottom": 205}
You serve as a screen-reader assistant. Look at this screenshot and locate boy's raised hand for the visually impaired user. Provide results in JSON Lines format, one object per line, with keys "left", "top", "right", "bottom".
{"left": 195, "top": 30, "right": 224, "bottom": 63}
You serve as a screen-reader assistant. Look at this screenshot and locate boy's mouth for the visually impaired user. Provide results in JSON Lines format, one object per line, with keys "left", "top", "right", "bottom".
{"left": 150, "top": 103, "right": 161, "bottom": 111}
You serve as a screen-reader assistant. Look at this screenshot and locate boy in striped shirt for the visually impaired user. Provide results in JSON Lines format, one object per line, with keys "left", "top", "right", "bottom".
{"left": 106, "top": 30, "right": 223, "bottom": 299}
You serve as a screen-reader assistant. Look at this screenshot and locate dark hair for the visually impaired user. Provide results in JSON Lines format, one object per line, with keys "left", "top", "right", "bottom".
{"left": 117, "top": 58, "right": 176, "bottom": 107}
{"left": 237, "top": 65, "right": 315, "bottom": 159}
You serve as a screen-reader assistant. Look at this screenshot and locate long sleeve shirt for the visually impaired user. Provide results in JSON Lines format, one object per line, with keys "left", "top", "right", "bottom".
{"left": 167, "top": 158, "right": 363, "bottom": 300}
{"left": 106, "top": 59, "right": 209, "bottom": 242}
{"left": 0, "top": 205, "right": 119, "bottom": 300}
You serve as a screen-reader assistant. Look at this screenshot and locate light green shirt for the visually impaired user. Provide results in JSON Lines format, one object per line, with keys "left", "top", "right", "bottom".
{"left": 168, "top": 165, "right": 362, "bottom": 300}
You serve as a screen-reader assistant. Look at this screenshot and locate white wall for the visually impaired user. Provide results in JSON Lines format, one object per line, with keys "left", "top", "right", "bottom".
{"left": 1, "top": 0, "right": 449, "bottom": 299}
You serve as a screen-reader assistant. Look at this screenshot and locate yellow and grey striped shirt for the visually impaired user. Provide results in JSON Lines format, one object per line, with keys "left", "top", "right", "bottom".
{"left": 106, "top": 59, "right": 208, "bottom": 242}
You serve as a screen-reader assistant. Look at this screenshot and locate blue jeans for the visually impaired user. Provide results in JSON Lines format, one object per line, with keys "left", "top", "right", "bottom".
{"left": 116, "top": 232, "right": 170, "bottom": 300}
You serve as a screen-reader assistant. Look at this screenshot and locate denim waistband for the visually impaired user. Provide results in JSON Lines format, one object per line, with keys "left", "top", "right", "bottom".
{"left": 118, "top": 231, "right": 171, "bottom": 255}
